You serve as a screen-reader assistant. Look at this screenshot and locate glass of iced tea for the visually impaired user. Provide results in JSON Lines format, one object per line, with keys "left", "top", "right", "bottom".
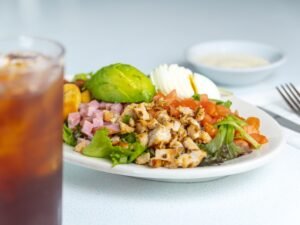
{"left": 0, "top": 36, "right": 64, "bottom": 225}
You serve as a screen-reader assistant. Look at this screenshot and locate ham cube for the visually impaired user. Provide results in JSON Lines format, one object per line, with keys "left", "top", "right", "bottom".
{"left": 81, "top": 120, "right": 94, "bottom": 137}
{"left": 68, "top": 112, "right": 81, "bottom": 129}
{"left": 87, "top": 106, "right": 98, "bottom": 117}
{"left": 88, "top": 100, "right": 100, "bottom": 108}
{"left": 92, "top": 110, "right": 103, "bottom": 128}
{"left": 110, "top": 103, "right": 123, "bottom": 114}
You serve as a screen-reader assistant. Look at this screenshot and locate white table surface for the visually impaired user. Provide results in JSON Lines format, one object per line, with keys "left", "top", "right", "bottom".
{"left": 1, "top": 0, "right": 300, "bottom": 224}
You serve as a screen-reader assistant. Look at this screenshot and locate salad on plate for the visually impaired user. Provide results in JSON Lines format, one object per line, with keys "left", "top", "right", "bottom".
{"left": 63, "top": 63, "right": 268, "bottom": 168}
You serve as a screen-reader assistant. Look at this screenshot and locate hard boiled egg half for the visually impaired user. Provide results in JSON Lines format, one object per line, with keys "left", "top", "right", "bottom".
{"left": 150, "top": 64, "right": 221, "bottom": 99}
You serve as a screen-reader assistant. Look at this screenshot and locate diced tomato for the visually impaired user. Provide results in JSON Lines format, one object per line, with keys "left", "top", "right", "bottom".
{"left": 169, "top": 99, "right": 181, "bottom": 108}
{"left": 250, "top": 133, "right": 268, "bottom": 144}
{"left": 169, "top": 106, "right": 180, "bottom": 118}
{"left": 200, "top": 94, "right": 209, "bottom": 103}
{"left": 179, "top": 98, "right": 199, "bottom": 110}
{"left": 153, "top": 91, "right": 165, "bottom": 100}
{"left": 246, "top": 117, "right": 260, "bottom": 130}
{"left": 243, "top": 125, "right": 258, "bottom": 134}
{"left": 216, "top": 105, "right": 231, "bottom": 117}
{"left": 201, "top": 101, "right": 218, "bottom": 117}
{"left": 203, "top": 122, "right": 218, "bottom": 137}
{"left": 164, "top": 90, "right": 177, "bottom": 104}
{"left": 202, "top": 114, "right": 214, "bottom": 125}
{"left": 234, "top": 139, "right": 250, "bottom": 150}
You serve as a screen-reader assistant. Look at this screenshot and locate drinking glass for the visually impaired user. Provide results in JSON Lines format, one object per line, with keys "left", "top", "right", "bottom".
{"left": 0, "top": 36, "right": 64, "bottom": 225}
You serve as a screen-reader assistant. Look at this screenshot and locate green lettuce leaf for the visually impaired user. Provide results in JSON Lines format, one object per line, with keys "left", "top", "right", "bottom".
{"left": 82, "top": 129, "right": 113, "bottom": 158}
{"left": 63, "top": 124, "right": 77, "bottom": 146}
{"left": 82, "top": 129, "right": 146, "bottom": 166}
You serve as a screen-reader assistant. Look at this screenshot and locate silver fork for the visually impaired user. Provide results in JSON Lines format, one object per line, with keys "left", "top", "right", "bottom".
{"left": 276, "top": 83, "right": 300, "bottom": 115}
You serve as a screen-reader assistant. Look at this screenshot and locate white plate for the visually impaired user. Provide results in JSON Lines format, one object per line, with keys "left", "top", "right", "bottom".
{"left": 64, "top": 96, "right": 285, "bottom": 182}
{"left": 186, "top": 40, "right": 286, "bottom": 86}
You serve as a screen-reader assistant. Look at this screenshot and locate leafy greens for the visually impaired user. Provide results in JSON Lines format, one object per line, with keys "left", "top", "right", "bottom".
{"left": 82, "top": 129, "right": 146, "bottom": 166}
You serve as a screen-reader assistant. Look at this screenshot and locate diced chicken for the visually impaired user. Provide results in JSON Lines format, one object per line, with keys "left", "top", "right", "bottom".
{"left": 183, "top": 137, "right": 200, "bottom": 150}
{"left": 149, "top": 158, "right": 176, "bottom": 168}
{"left": 74, "top": 139, "right": 90, "bottom": 153}
{"left": 149, "top": 158, "right": 163, "bottom": 168}
{"left": 68, "top": 112, "right": 81, "bottom": 129}
{"left": 133, "top": 103, "right": 150, "bottom": 120}
{"left": 135, "top": 152, "right": 151, "bottom": 165}
{"left": 119, "top": 121, "right": 135, "bottom": 134}
{"left": 177, "top": 126, "right": 187, "bottom": 141}
{"left": 156, "top": 110, "right": 170, "bottom": 124}
{"left": 178, "top": 106, "right": 194, "bottom": 116}
{"left": 128, "top": 118, "right": 135, "bottom": 127}
{"left": 176, "top": 150, "right": 207, "bottom": 168}
{"left": 148, "top": 126, "right": 172, "bottom": 147}
{"left": 135, "top": 120, "right": 148, "bottom": 133}
{"left": 118, "top": 142, "right": 129, "bottom": 148}
{"left": 172, "top": 120, "right": 181, "bottom": 132}
{"left": 187, "top": 124, "right": 201, "bottom": 140}
{"left": 180, "top": 115, "right": 190, "bottom": 126}
{"left": 154, "top": 149, "right": 177, "bottom": 161}
{"left": 103, "top": 110, "right": 119, "bottom": 123}
{"left": 137, "top": 133, "right": 149, "bottom": 146}
{"left": 147, "top": 118, "right": 159, "bottom": 130}
{"left": 103, "top": 110, "right": 114, "bottom": 122}
{"left": 187, "top": 117, "right": 200, "bottom": 128}
{"left": 199, "top": 131, "right": 212, "bottom": 144}
{"left": 169, "top": 138, "right": 184, "bottom": 153}
{"left": 111, "top": 135, "right": 121, "bottom": 145}
{"left": 121, "top": 104, "right": 137, "bottom": 119}
{"left": 195, "top": 107, "right": 205, "bottom": 121}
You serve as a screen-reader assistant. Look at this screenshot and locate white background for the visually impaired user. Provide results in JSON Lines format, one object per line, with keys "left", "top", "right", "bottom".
{"left": 1, "top": 1, "right": 299, "bottom": 224}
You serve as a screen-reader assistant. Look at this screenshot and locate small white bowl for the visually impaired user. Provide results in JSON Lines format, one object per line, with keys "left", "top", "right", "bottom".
{"left": 186, "top": 40, "right": 286, "bottom": 86}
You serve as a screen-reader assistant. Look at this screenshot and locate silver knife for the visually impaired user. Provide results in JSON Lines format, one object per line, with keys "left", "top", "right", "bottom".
{"left": 259, "top": 106, "right": 300, "bottom": 133}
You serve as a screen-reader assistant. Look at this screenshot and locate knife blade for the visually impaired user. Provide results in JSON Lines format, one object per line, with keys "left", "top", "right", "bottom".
{"left": 258, "top": 106, "right": 300, "bottom": 133}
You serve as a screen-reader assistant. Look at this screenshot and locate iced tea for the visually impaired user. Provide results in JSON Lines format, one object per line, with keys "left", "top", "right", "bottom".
{"left": 0, "top": 38, "right": 64, "bottom": 225}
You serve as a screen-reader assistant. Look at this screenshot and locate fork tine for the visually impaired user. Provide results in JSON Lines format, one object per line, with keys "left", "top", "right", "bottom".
{"left": 276, "top": 86, "right": 300, "bottom": 115}
{"left": 281, "top": 84, "right": 300, "bottom": 111}
{"left": 290, "top": 83, "right": 300, "bottom": 97}
{"left": 286, "top": 83, "right": 300, "bottom": 105}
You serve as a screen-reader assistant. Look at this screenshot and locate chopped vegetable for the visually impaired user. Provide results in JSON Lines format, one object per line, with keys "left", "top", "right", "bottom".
{"left": 122, "top": 115, "right": 131, "bottom": 124}
{"left": 63, "top": 83, "right": 81, "bottom": 120}
{"left": 111, "top": 142, "right": 146, "bottom": 166}
{"left": 63, "top": 124, "right": 77, "bottom": 146}
{"left": 82, "top": 129, "right": 114, "bottom": 158}
{"left": 216, "top": 116, "right": 261, "bottom": 149}
{"left": 81, "top": 90, "right": 91, "bottom": 103}
{"left": 121, "top": 132, "right": 137, "bottom": 143}
{"left": 192, "top": 93, "right": 201, "bottom": 101}
{"left": 83, "top": 129, "right": 146, "bottom": 166}
{"left": 86, "top": 63, "right": 156, "bottom": 103}
{"left": 72, "top": 72, "right": 93, "bottom": 81}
